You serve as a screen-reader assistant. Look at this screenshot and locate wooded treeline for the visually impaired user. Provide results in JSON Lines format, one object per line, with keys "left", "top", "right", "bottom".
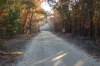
{"left": 48, "top": 0, "right": 100, "bottom": 41}
{"left": 0, "top": 0, "right": 100, "bottom": 41}
{"left": 0, "top": 0, "right": 44, "bottom": 38}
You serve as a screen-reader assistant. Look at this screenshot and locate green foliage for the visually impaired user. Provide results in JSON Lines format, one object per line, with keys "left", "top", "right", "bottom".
{"left": 0, "top": 0, "right": 36, "bottom": 37}
{"left": 0, "top": 0, "right": 20, "bottom": 37}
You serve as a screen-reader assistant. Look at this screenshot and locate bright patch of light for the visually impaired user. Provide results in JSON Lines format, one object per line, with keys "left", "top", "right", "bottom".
{"left": 52, "top": 53, "right": 68, "bottom": 61}
{"left": 55, "top": 0, "right": 59, "bottom": 2}
{"left": 41, "top": 1, "right": 52, "bottom": 12}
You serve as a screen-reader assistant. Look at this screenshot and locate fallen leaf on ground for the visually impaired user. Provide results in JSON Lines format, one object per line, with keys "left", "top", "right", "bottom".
{"left": 10, "top": 51, "right": 23, "bottom": 55}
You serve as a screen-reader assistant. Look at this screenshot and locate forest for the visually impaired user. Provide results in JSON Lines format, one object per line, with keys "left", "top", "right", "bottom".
{"left": 48, "top": 0, "right": 100, "bottom": 41}
{"left": 0, "top": 0, "right": 99, "bottom": 52}
{"left": 0, "top": 0, "right": 99, "bottom": 39}
{"left": 0, "top": 0, "right": 46, "bottom": 52}
{"left": 0, "top": 0, "right": 99, "bottom": 47}
{"left": 0, "top": 0, "right": 100, "bottom": 65}
{"left": 0, "top": 0, "right": 45, "bottom": 38}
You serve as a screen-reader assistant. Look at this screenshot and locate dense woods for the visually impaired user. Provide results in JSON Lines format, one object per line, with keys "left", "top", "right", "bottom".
{"left": 0, "top": 0, "right": 46, "bottom": 56}
{"left": 0, "top": 0, "right": 100, "bottom": 42}
{"left": 0, "top": 0, "right": 45, "bottom": 38}
{"left": 0, "top": 0, "right": 100, "bottom": 45}
{"left": 48, "top": 0, "right": 100, "bottom": 41}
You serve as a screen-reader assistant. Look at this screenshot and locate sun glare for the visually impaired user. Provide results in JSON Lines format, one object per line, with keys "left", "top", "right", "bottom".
{"left": 41, "top": 1, "right": 52, "bottom": 12}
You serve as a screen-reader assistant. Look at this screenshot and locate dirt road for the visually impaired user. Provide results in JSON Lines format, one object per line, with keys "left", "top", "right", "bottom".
{"left": 15, "top": 31, "right": 100, "bottom": 66}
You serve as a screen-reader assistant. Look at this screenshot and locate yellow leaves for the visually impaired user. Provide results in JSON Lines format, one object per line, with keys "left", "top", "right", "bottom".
{"left": 10, "top": 51, "right": 23, "bottom": 55}
{"left": 0, "top": 50, "right": 23, "bottom": 56}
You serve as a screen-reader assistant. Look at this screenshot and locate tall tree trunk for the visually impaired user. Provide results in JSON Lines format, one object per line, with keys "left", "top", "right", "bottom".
{"left": 89, "top": 0, "right": 95, "bottom": 40}
{"left": 23, "top": 10, "right": 30, "bottom": 33}
{"left": 29, "top": 11, "right": 34, "bottom": 33}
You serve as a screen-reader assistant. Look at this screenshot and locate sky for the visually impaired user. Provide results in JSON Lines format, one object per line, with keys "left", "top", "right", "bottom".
{"left": 40, "top": 0, "right": 60, "bottom": 13}
{"left": 41, "top": 1, "right": 52, "bottom": 12}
